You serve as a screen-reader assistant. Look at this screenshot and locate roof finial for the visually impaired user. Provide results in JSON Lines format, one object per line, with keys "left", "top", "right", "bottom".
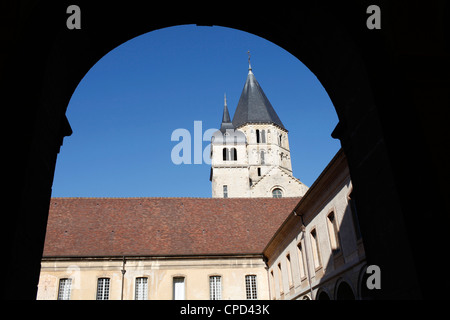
{"left": 247, "top": 50, "right": 252, "bottom": 72}
{"left": 224, "top": 93, "right": 227, "bottom": 107}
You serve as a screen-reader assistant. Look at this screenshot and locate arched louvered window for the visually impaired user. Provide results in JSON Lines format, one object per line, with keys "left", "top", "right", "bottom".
{"left": 231, "top": 148, "right": 237, "bottom": 161}
{"left": 261, "top": 130, "right": 266, "bottom": 143}
{"left": 223, "top": 148, "right": 228, "bottom": 161}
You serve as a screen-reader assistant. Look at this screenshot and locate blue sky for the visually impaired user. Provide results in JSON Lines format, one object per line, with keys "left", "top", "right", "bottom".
{"left": 52, "top": 25, "right": 340, "bottom": 198}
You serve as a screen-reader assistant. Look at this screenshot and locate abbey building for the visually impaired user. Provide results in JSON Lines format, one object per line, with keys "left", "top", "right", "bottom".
{"left": 210, "top": 64, "right": 308, "bottom": 198}
{"left": 36, "top": 63, "right": 367, "bottom": 300}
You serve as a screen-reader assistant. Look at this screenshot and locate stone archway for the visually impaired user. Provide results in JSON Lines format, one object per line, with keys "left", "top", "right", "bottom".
{"left": 1, "top": 1, "right": 447, "bottom": 299}
{"left": 358, "top": 265, "right": 374, "bottom": 300}
{"left": 336, "top": 281, "right": 356, "bottom": 300}
{"left": 317, "top": 288, "right": 331, "bottom": 300}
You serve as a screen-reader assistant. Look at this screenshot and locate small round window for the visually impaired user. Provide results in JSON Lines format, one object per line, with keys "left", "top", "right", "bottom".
{"left": 272, "top": 188, "right": 283, "bottom": 198}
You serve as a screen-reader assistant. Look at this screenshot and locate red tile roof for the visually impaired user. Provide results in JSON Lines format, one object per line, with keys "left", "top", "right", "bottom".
{"left": 43, "top": 197, "right": 301, "bottom": 257}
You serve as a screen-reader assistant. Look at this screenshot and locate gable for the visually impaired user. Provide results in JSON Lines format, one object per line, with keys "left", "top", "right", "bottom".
{"left": 251, "top": 167, "right": 308, "bottom": 197}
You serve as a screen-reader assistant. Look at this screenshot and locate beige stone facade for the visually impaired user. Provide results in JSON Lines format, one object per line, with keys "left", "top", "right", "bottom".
{"left": 264, "top": 150, "right": 367, "bottom": 300}
{"left": 38, "top": 255, "right": 269, "bottom": 300}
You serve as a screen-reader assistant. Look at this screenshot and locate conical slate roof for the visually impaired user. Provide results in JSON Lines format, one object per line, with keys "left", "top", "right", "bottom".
{"left": 232, "top": 68, "right": 286, "bottom": 130}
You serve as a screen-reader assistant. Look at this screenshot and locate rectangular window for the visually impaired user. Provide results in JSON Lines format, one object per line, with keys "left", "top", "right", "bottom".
{"left": 277, "top": 263, "right": 283, "bottom": 294}
{"left": 286, "top": 254, "right": 293, "bottom": 287}
{"left": 245, "top": 275, "right": 257, "bottom": 300}
{"left": 261, "top": 130, "right": 266, "bottom": 143}
{"left": 57, "top": 278, "right": 72, "bottom": 300}
{"left": 135, "top": 277, "right": 148, "bottom": 300}
{"left": 310, "top": 229, "right": 322, "bottom": 269}
{"left": 349, "top": 192, "right": 362, "bottom": 240}
{"left": 223, "top": 185, "right": 228, "bottom": 198}
{"left": 327, "top": 211, "right": 341, "bottom": 255}
{"left": 96, "top": 278, "right": 110, "bottom": 300}
{"left": 270, "top": 270, "right": 275, "bottom": 299}
{"left": 209, "top": 276, "right": 222, "bottom": 300}
{"left": 297, "top": 242, "right": 306, "bottom": 279}
{"left": 173, "top": 277, "right": 185, "bottom": 300}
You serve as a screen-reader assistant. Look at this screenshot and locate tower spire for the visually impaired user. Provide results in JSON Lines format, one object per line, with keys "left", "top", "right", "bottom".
{"left": 232, "top": 58, "right": 285, "bottom": 130}
{"left": 220, "top": 93, "right": 234, "bottom": 133}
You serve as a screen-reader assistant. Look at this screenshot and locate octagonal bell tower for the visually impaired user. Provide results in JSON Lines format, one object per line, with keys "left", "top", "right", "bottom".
{"left": 211, "top": 58, "right": 308, "bottom": 198}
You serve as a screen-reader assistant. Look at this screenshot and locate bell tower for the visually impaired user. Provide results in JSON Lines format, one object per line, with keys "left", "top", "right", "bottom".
{"left": 211, "top": 58, "right": 308, "bottom": 198}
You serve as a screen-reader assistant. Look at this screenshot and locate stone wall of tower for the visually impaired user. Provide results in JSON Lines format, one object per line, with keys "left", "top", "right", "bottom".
{"left": 210, "top": 123, "right": 308, "bottom": 198}
{"left": 210, "top": 130, "right": 250, "bottom": 198}
{"left": 211, "top": 167, "right": 250, "bottom": 198}
{"left": 238, "top": 124, "right": 293, "bottom": 181}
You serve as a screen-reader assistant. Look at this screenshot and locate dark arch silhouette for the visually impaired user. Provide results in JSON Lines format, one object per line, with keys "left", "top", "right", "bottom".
{"left": 223, "top": 148, "right": 228, "bottom": 161}
{"left": 358, "top": 265, "right": 375, "bottom": 300}
{"left": 317, "top": 289, "right": 331, "bottom": 300}
{"left": 336, "top": 281, "right": 356, "bottom": 300}
{"left": 1, "top": 1, "right": 447, "bottom": 299}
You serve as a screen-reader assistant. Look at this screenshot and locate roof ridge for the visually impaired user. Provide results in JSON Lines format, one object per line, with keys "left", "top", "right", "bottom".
{"left": 250, "top": 166, "right": 277, "bottom": 189}
{"left": 250, "top": 166, "right": 305, "bottom": 190}
{"left": 277, "top": 167, "right": 304, "bottom": 185}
